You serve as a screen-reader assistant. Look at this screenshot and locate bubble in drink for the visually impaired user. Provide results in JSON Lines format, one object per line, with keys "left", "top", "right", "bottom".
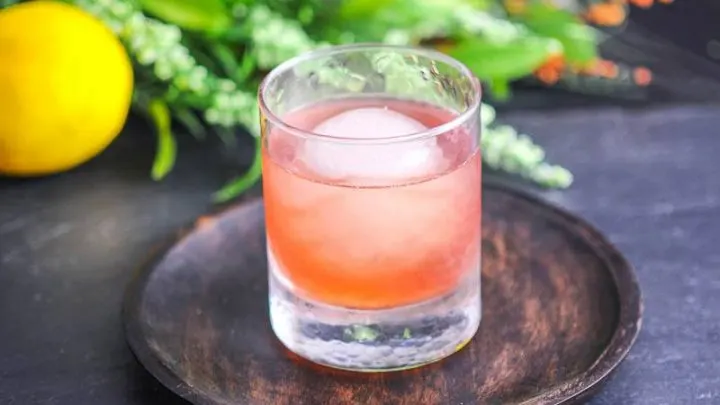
{"left": 302, "top": 107, "right": 445, "bottom": 181}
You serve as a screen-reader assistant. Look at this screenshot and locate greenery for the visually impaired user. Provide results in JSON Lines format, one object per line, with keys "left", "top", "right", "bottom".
{"left": 3, "top": 0, "right": 665, "bottom": 201}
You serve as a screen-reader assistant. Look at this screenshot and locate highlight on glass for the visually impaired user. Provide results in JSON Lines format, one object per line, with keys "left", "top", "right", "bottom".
{"left": 260, "top": 44, "right": 482, "bottom": 371}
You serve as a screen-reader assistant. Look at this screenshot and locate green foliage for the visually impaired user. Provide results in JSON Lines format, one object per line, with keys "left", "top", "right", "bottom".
{"left": 448, "top": 35, "right": 562, "bottom": 98}
{"left": 481, "top": 104, "right": 572, "bottom": 188}
{"left": 514, "top": 3, "right": 598, "bottom": 64}
{"left": 338, "top": 0, "right": 401, "bottom": 20}
{"left": 139, "top": 0, "right": 231, "bottom": 34}
{"left": 1, "top": 0, "right": 591, "bottom": 199}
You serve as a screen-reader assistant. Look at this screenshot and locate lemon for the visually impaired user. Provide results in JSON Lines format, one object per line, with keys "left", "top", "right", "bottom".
{"left": 0, "top": 1, "right": 133, "bottom": 176}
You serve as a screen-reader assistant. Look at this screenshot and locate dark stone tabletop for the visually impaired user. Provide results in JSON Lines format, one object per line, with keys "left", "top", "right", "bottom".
{"left": 2, "top": 3, "right": 720, "bottom": 403}
{"left": 2, "top": 99, "right": 720, "bottom": 404}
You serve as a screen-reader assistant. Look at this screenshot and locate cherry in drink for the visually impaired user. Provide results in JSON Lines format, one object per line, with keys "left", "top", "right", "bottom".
{"left": 260, "top": 45, "right": 482, "bottom": 371}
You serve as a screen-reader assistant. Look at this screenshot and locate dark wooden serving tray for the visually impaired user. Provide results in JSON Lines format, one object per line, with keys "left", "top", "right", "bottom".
{"left": 123, "top": 181, "right": 642, "bottom": 405}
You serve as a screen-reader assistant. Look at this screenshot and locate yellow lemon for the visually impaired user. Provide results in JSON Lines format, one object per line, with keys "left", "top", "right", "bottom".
{"left": 0, "top": 1, "right": 133, "bottom": 176}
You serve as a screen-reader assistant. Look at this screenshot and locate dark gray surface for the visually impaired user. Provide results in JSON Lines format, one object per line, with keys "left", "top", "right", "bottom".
{"left": 1, "top": 102, "right": 719, "bottom": 404}
{"left": 505, "top": 106, "right": 720, "bottom": 405}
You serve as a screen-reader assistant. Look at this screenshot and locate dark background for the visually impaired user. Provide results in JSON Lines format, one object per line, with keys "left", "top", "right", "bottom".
{"left": 2, "top": 3, "right": 720, "bottom": 404}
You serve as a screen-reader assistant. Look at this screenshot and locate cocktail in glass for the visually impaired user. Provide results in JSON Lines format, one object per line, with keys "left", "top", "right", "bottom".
{"left": 259, "top": 44, "right": 482, "bottom": 371}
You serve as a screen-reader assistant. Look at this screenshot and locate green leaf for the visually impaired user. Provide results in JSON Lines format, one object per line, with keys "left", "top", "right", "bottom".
{"left": 148, "top": 99, "right": 177, "bottom": 181}
{"left": 235, "top": 51, "right": 256, "bottom": 82}
{"left": 522, "top": 2, "right": 580, "bottom": 25}
{"left": 173, "top": 107, "right": 206, "bottom": 140}
{"left": 448, "top": 36, "right": 562, "bottom": 81}
{"left": 213, "top": 136, "right": 262, "bottom": 203}
{"left": 466, "top": 0, "right": 494, "bottom": 9}
{"left": 139, "top": 0, "right": 231, "bottom": 33}
{"left": 223, "top": 24, "right": 251, "bottom": 42}
{"left": 488, "top": 78, "right": 511, "bottom": 100}
{"left": 210, "top": 43, "right": 239, "bottom": 78}
{"left": 215, "top": 126, "right": 238, "bottom": 147}
{"left": 338, "top": 0, "right": 401, "bottom": 20}
{"left": 516, "top": 3, "right": 598, "bottom": 64}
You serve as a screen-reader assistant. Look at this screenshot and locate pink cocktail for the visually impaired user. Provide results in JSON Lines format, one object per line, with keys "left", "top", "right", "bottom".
{"left": 260, "top": 45, "right": 482, "bottom": 371}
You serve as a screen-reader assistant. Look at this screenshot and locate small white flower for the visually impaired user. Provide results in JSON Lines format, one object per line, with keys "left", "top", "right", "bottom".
{"left": 218, "top": 79, "right": 237, "bottom": 92}
{"left": 480, "top": 103, "right": 496, "bottom": 125}
{"left": 137, "top": 49, "right": 158, "bottom": 65}
{"left": 125, "top": 13, "right": 146, "bottom": 34}
{"left": 173, "top": 76, "right": 189, "bottom": 91}
{"left": 106, "top": 21, "right": 123, "bottom": 34}
{"left": 205, "top": 108, "right": 221, "bottom": 124}
{"left": 214, "top": 93, "right": 232, "bottom": 110}
{"left": 169, "top": 47, "right": 193, "bottom": 70}
{"left": 109, "top": 2, "right": 131, "bottom": 18}
{"left": 187, "top": 72, "right": 207, "bottom": 93}
{"left": 214, "top": 111, "right": 236, "bottom": 127}
{"left": 384, "top": 30, "right": 411, "bottom": 46}
{"left": 232, "top": 3, "right": 248, "bottom": 18}
{"left": 154, "top": 60, "right": 174, "bottom": 81}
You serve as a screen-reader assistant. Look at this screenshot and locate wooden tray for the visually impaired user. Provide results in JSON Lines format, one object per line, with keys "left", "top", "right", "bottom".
{"left": 123, "top": 181, "right": 642, "bottom": 405}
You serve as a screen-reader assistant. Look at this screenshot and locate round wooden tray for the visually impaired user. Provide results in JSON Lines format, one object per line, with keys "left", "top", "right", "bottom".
{"left": 123, "top": 181, "right": 642, "bottom": 405}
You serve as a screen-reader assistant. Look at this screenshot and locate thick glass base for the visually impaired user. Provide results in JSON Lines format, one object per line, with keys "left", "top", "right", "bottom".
{"left": 268, "top": 250, "right": 481, "bottom": 372}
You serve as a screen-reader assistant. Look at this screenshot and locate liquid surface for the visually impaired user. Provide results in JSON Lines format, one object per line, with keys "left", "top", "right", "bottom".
{"left": 262, "top": 98, "right": 481, "bottom": 309}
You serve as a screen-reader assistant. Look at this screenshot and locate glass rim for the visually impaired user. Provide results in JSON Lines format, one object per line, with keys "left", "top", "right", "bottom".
{"left": 257, "top": 43, "right": 482, "bottom": 145}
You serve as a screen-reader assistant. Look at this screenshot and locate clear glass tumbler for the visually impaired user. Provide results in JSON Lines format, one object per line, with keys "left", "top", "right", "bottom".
{"left": 260, "top": 44, "right": 482, "bottom": 371}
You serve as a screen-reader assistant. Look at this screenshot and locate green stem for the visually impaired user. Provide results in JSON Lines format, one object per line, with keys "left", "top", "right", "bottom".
{"left": 173, "top": 107, "right": 207, "bottom": 140}
{"left": 488, "top": 78, "right": 511, "bottom": 100}
{"left": 212, "top": 136, "right": 263, "bottom": 202}
{"left": 148, "top": 99, "right": 177, "bottom": 181}
{"left": 210, "top": 43, "right": 239, "bottom": 78}
{"left": 235, "top": 49, "right": 257, "bottom": 82}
